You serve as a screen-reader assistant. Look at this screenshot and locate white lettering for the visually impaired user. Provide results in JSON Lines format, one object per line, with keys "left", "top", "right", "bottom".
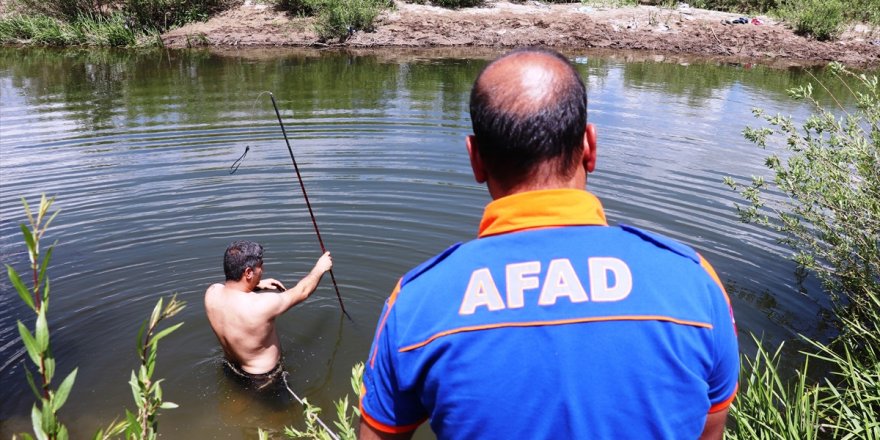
{"left": 588, "top": 257, "right": 632, "bottom": 302}
{"left": 505, "top": 261, "right": 541, "bottom": 309}
{"left": 460, "top": 268, "right": 505, "bottom": 315}
{"left": 538, "top": 258, "right": 589, "bottom": 305}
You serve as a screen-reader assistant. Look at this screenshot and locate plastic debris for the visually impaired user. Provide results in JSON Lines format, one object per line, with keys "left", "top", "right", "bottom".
{"left": 751, "top": 17, "right": 764, "bottom": 25}
{"left": 722, "top": 17, "right": 749, "bottom": 25}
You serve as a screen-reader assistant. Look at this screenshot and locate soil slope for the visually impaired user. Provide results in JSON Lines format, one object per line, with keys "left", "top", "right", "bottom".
{"left": 161, "top": 1, "right": 880, "bottom": 67}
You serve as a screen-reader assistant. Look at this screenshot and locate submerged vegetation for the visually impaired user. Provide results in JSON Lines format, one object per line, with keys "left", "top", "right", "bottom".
{"left": 725, "top": 64, "right": 880, "bottom": 438}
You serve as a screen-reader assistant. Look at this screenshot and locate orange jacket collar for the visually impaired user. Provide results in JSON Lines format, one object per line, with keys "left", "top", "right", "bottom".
{"left": 478, "top": 189, "right": 608, "bottom": 238}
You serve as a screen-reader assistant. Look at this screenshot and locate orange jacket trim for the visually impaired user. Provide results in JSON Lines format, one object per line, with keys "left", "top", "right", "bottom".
{"left": 399, "top": 315, "right": 713, "bottom": 353}
{"left": 478, "top": 189, "right": 607, "bottom": 238}
{"left": 370, "top": 279, "right": 402, "bottom": 369}
{"left": 708, "top": 384, "right": 738, "bottom": 413}
{"left": 360, "top": 384, "right": 426, "bottom": 434}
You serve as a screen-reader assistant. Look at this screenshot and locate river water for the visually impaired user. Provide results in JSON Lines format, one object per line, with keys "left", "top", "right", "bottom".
{"left": 0, "top": 47, "right": 858, "bottom": 438}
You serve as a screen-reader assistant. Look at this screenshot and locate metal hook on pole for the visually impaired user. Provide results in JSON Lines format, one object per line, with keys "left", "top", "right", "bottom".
{"left": 268, "top": 92, "right": 352, "bottom": 321}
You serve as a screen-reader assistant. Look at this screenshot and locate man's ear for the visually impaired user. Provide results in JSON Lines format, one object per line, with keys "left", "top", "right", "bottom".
{"left": 244, "top": 267, "right": 254, "bottom": 281}
{"left": 466, "top": 135, "right": 488, "bottom": 184}
{"left": 583, "top": 123, "right": 597, "bottom": 173}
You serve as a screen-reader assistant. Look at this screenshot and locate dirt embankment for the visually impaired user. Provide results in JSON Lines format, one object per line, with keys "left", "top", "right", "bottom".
{"left": 161, "top": 1, "right": 880, "bottom": 68}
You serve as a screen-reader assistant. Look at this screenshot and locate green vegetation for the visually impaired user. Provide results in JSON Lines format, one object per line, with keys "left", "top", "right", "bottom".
{"left": 7, "top": 195, "right": 74, "bottom": 440}
{"left": 0, "top": 0, "right": 225, "bottom": 46}
{"left": 725, "top": 63, "right": 880, "bottom": 438}
{"left": 0, "top": 14, "right": 138, "bottom": 46}
{"left": 689, "top": 0, "right": 879, "bottom": 40}
{"left": 122, "top": 295, "right": 186, "bottom": 440}
{"left": 778, "top": 0, "right": 846, "bottom": 41}
{"left": 7, "top": 195, "right": 185, "bottom": 440}
{"left": 310, "top": 0, "right": 389, "bottom": 41}
{"left": 277, "top": 363, "right": 364, "bottom": 440}
{"left": 274, "top": 0, "right": 390, "bottom": 41}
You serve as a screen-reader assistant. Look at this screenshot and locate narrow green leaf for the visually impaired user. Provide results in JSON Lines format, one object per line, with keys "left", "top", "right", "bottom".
{"left": 44, "top": 208, "right": 60, "bottom": 232}
{"left": 7, "top": 265, "right": 35, "bottom": 312}
{"left": 30, "top": 405, "right": 48, "bottom": 440}
{"left": 38, "top": 245, "right": 54, "bottom": 288}
{"left": 149, "top": 298, "right": 163, "bottom": 329}
{"left": 95, "top": 419, "right": 127, "bottom": 440}
{"left": 17, "top": 433, "right": 35, "bottom": 440}
{"left": 43, "top": 356, "right": 55, "bottom": 384}
{"left": 40, "top": 399, "right": 54, "bottom": 437}
{"left": 129, "top": 372, "right": 143, "bottom": 407}
{"left": 20, "top": 223, "right": 36, "bottom": 257}
{"left": 57, "top": 425, "right": 69, "bottom": 440}
{"left": 21, "top": 196, "right": 34, "bottom": 229}
{"left": 124, "top": 409, "right": 138, "bottom": 435}
{"left": 17, "top": 321, "right": 40, "bottom": 365}
{"left": 150, "top": 322, "right": 183, "bottom": 346}
{"left": 37, "top": 194, "right": 48, "bottom": 224}
{"left": 146, "top": 348, "right": 157, "bottom": 377}
{"left": 136, "top": 321, "right": 147, "bottom": 351}
{"left": 42, "top": 279, "right": 50, "bottom": 309}
{"left": 35, "top": 308, "right": 49, "bottom": 353}
{"left": 52, "top": 368, "right": 77, "bottom": 411}
{"left": 24, "top": 365, "right": 40, "bottom": 399}
{"left": 159, "top": 401, "right": 178, "bottom": 409}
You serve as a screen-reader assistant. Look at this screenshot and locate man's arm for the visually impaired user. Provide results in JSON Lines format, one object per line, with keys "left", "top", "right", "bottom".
{"left": 699, "top": 408, "right": 728, "bottom": 440}
{"left": 270, "top": 252, "right": 332, "bottom": 316}
{"left": 359, "top": 420, "right": 414, "bottom": 440}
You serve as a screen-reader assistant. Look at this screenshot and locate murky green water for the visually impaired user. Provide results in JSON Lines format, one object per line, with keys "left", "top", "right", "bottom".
{"left": 0, "top": 47, "right": 860, "bottom": 438}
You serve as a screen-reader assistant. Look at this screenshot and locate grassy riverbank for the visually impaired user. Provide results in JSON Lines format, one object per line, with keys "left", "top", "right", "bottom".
{"left": 1, "top": 0, "right": 878, "bottom": 47}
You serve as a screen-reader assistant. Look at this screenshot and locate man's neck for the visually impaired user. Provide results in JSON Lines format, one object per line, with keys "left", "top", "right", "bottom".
{"left": 485, "top": 162, "right": 589, "bottom": 200}
{"left": 224, "top": 280, "right": 253, "bottom": 293}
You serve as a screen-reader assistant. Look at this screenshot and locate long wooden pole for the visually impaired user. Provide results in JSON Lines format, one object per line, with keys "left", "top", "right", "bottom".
{"left": 269, "top": 93, "right": 351, "bottom": 321}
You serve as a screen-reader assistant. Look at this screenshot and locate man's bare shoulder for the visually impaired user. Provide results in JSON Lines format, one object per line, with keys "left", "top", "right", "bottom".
{"left": 205, "top": 283, "right": 227, "bottom": 302}
{"left": 205, "top": 283, "right": 284, "bottom": 314}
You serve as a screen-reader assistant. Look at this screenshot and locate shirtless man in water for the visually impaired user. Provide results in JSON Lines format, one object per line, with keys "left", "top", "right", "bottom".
{"left": 205, "top": 240, "right": 332, "bottom": 384}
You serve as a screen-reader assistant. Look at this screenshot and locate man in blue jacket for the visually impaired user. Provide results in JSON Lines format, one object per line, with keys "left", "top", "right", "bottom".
{"left": 359, "top": 48, "right": 738, "bottom": 440}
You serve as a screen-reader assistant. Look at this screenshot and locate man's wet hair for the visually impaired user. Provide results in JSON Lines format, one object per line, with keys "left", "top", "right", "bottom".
{"left": 469, "top": 48, "right": 587, "bottom": 183}
{"left": 224, "top": 240, "right": 264, "bottom": 281}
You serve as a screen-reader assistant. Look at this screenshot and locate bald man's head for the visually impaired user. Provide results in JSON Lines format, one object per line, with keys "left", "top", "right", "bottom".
{"left": 469, "top": 48, "right": 587, "bottom": 186}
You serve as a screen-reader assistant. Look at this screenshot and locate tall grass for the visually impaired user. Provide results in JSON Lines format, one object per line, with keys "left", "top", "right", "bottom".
{"left": 0, "top": 13, "right": 138, "bottom": 46}
{"left": 729, "top": 294, "right": 880, "bottom": 439}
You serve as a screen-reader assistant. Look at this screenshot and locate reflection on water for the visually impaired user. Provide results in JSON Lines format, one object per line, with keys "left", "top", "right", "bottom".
{"left": 0, "top": 47, "right": 864, "bottom": 438}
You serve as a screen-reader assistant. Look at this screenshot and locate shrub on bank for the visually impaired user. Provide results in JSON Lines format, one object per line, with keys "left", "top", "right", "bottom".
{"left": 778, "top": 0, "right": 845, "bottom": 40}
{"left": 275, "top": 0, "right": 390, "bottom": 41}
{"left": 123, "top": 0, "right": 230, "bottom": 32}
{"left": 726, "top": 63, "right": 880, "bottom": 438}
